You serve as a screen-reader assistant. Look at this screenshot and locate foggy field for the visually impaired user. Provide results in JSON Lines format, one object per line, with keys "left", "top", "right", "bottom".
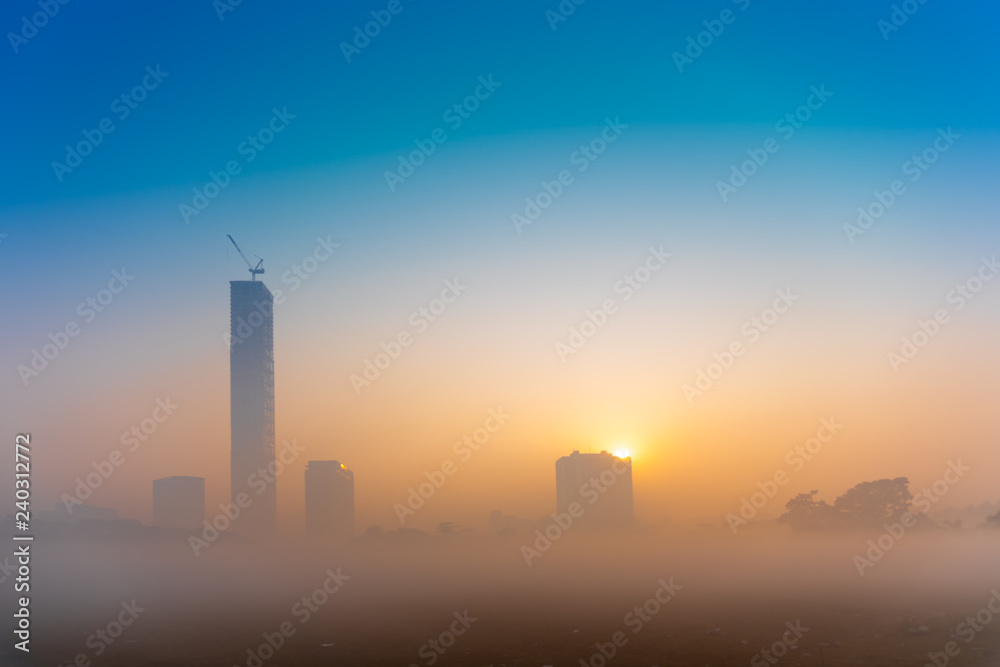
{"left": 7, "top": 525, "right": 999, "bottom": 666}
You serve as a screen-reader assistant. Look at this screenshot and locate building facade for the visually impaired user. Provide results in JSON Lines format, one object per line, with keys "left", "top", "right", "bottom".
{"left": 230, "top": 280, "right": 276, "bottom": 534}
{"left": 555, "top": 450, "right": 633, "bottom": 527}
{"left": 304, "top": 460, "right": 355, "bottom": 541}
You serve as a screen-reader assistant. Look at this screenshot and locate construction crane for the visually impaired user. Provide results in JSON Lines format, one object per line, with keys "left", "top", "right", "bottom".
{"left": 227, "top": 234, "right": 264, "bottom": 281}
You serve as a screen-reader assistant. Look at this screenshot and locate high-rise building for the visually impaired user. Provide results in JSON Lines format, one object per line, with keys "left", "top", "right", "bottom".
{"left": 555, "top": 450, "right": 633, "bottom": 527}
{"left": 304, "top": 460, "right": 354, "bottom": 541}
{"left": 153, "top": 476, "right": 205, "bottom": 530}
{"left": 230, "top": 280, "right": 276, "bottom": 534}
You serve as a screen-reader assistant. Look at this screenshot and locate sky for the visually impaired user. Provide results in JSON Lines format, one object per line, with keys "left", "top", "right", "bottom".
{"left": 1, "top": 0, "right": 998, "bottom": 531}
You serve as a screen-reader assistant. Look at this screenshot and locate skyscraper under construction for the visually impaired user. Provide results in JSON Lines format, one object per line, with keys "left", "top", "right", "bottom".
{"left": 230, "top": 279, "right": 276, "bottom": 534}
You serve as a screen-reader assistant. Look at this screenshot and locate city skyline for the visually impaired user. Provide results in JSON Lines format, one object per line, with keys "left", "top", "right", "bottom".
{"left": 3, "top": 0, "right": 998, "bottom": 535}
{"left": 7, "top": 227, "right": 999, "bottom": 535}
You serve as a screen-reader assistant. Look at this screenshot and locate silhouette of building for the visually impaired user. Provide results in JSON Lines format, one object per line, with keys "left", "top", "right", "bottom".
{"left": 555, "top": 450, "right": 633, "bottom": 527}
{"left": 153, "top": 476, "right": 205, "bottom": 529}
{"left": 230, "top": 280, "right": 276, "bottom": 534}
{"left": 304, "top": 460, "right": 354, "bottom": 541}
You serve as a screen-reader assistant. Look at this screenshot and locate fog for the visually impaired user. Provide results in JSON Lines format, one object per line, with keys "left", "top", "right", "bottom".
{"left": 7, "top": 519, "right": 1000, "bottom": 666}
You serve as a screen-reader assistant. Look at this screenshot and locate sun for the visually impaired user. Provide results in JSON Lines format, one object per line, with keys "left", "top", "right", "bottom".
{"left": 612, "top": 445, "right": 631, "bottom": 459}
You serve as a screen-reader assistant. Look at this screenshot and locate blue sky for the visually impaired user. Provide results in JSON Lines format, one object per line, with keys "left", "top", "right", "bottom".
{"left": 1, "top": 0, "right": 998, "bottom": 207}
{"left": 2, "top": 0, "right": 998, "bottom": 352}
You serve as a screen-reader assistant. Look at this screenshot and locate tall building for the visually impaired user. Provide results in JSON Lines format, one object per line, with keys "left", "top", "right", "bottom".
{"left": 153, "top": 476, "right": 205, "bottom": 530}
{"left": 304, "top": 460, "right": 355, "bottom": 541}
{"left": 555, "top": 450, "right": 633, "bottom": 527}
{"left": 230, "top": 280, "right": 276, "bottom": 534}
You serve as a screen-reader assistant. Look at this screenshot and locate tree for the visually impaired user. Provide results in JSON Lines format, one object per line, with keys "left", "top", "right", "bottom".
{"left": 778, "top": 491, "right": 840, "bottom": 530}
{"left": 834, "top": 478, "right": 912, "bottom": 529}
{"left": 780, "top": 478, "right": 916, "bottom": 531}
